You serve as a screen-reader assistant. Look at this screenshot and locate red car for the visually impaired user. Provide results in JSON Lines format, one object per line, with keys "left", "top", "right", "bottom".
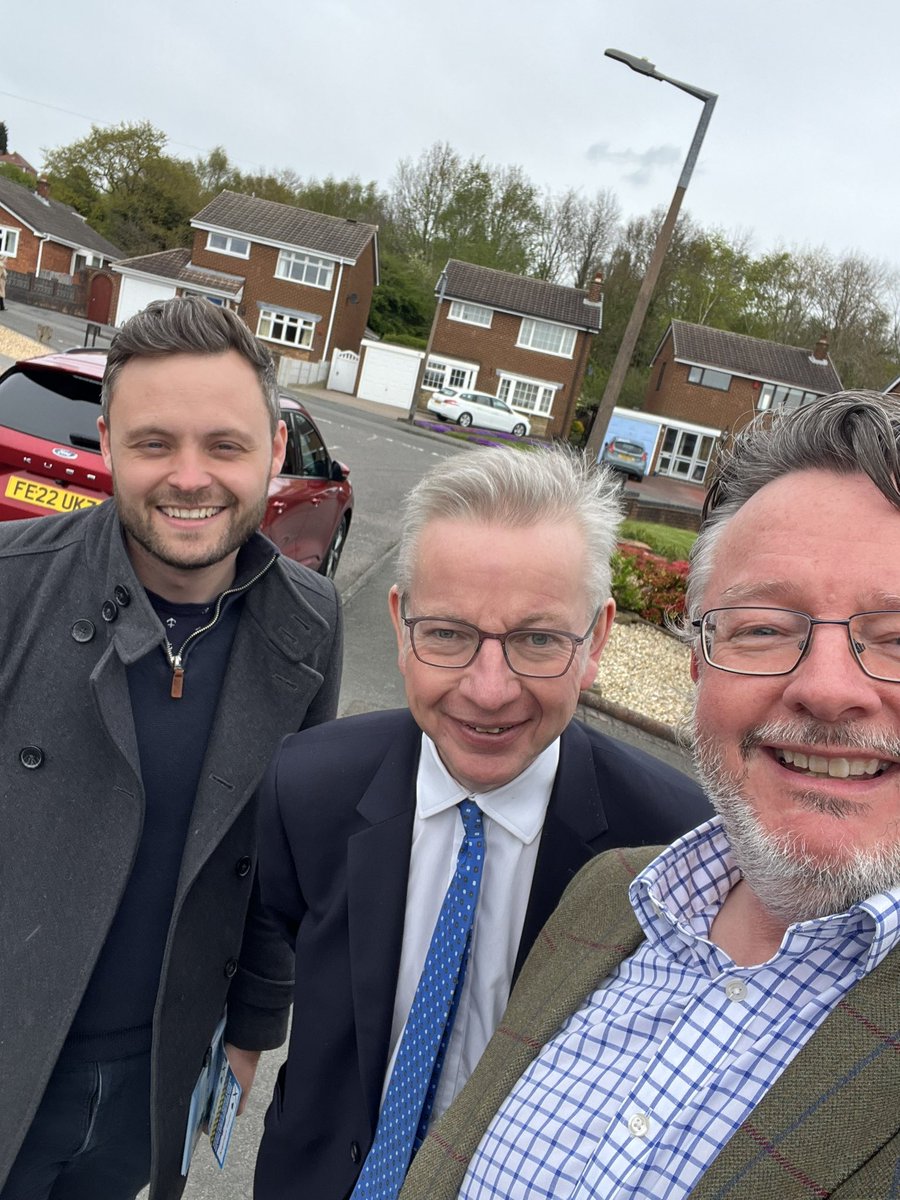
{"left": 0, "top": 349, "right": 353, "bottom": 577}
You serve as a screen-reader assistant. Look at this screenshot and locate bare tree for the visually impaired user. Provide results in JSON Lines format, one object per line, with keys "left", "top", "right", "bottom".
{"left": 568, "top": 188, "right": 621, "bottom": 288}
{"left": 390, "top": 141, "right": 462, "bottom": 265}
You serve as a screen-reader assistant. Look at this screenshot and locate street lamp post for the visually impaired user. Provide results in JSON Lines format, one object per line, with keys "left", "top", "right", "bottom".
{"left": 584, "top": 50, "right": 717, "bottom": 459}
{"left": 405, "top": 267, "right": 448, "bottom": 423}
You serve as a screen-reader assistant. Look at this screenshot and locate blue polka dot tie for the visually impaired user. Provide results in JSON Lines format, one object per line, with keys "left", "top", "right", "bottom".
{"left": 350, "top": 800, "right": 485, "bottom": 1199}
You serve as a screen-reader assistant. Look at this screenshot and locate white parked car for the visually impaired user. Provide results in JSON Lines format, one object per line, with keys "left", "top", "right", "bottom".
{"left": 426, "top": 389, "right": 531, "bottom": 436}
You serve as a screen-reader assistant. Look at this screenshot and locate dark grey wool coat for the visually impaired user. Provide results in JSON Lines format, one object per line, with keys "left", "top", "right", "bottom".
{"left": 0, "top": 499, "right": 342, "bottom": 1198}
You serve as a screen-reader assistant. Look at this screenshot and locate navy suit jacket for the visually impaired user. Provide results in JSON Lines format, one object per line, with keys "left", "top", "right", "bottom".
{"left": 253, "top": 708, "right": 711, "bottom": 1200}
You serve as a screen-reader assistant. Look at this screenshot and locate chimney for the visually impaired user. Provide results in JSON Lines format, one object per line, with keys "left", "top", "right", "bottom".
{"left": 585, "top": 272, "right": 604, "bottom": 305}
{"left": 810, "top": 334, "right": 829, "bottom": 363}
{"left": 36, "top": 177, "right": 50, "bottom": 199}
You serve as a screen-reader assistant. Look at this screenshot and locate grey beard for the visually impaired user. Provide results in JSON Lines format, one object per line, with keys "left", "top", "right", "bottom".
{"left": 692, "top": 718, "right": 900, "bottom": 924}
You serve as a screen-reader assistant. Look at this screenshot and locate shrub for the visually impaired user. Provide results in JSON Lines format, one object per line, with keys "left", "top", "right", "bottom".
{"left": 612, "top": 544, "right": 690, "bottom": 626}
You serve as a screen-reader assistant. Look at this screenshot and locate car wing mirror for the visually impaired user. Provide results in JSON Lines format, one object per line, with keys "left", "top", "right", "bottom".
{"left": 330, "top": 460, "right": 349, "bottom": 482}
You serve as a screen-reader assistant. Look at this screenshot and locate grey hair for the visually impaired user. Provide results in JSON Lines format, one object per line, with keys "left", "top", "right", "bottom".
{"left": 685, "top": 390, "right": 900, "bottom": 627}
{"left": 396, "top": 444, "right": 624, "bottom": 613}
{"left": 101, "top": 296, "right": 279, "bottom": 431}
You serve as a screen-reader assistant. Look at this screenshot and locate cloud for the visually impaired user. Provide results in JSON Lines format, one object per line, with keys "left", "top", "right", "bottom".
{"left": 585, "top": 141, "right": 681, "bottom": 185}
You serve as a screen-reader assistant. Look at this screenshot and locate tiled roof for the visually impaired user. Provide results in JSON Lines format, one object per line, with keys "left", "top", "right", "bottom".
{"left": 668, "top": 319, "right": 842, "bottom": 393}
{"left": 192, "top": 190, "right": 377, "bottom": 261}
{"left": 0, "top": 152, "right": 37, "bottom": 175}
{"left": 0, "top": 176, "right": 122, "bottom": 258}
{"left": 113, "top": 248, "right": 244, "bottom": 296}
{"left": 443, "top": 259, "right": 601, "bottom": 331}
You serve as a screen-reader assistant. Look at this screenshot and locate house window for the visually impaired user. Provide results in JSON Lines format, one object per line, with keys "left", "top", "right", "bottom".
{"left": 448, "top": 300, "right": 492, "bottom": 327}
{"left": 0, "top": 226, "right": 19, "bottom": 257}
{"left": 687, "top": 365, "right": 731, "bottom": 391}
{"left": 757, "top": 383, "right": 820, "bottom": 413}
{"left": 257, "top": 307, "right": 316, "bottom": 349}
{"left": 72, "top": 251, "right": 104, "bottom": 272}
{"left": 275, "top": 250, "right": 334, "bottom": 289}
{"left": 498, "top": 376, "right": 556, "bottom": 416}
{"left": 423, "top": 357, "right": 477, "bottom": 392}
{"left": 517, "top": 318, "right": 576, "bottom": 358}
{"left": 206, "top": 231, "right": 250, "bottom": 258}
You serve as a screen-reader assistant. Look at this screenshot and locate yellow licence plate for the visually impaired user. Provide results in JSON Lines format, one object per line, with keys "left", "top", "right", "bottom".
{"left": 5, "top": 475, "right": 103, "bottom": 514}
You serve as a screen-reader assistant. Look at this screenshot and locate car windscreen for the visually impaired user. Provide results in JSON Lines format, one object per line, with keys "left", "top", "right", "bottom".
{"left": 612, "top": 440, "right": 644, "bottom": 454}
{"left": 0, "top": 366, "right": 102, "bottom": 451}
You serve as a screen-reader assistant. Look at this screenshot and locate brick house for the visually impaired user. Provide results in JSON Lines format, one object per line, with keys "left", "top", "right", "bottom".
{"left": 0, "top": 152, "right": 37, "bottom": 177}
{"left": 0, "top": 175, "right": 121, "bottom": 276}
{"left": 421, "top": 259, "right": 603, "bottom": 438}
{"left": 641, "top": 320, "right": 842, "bottom": 482}
{"left": 112, "top": 190, "right": 379, "bottom": 386}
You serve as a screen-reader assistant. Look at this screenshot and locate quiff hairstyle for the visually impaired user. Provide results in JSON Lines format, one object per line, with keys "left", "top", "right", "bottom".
{"left": 687, "top": 389, "right": 900, "bottom": 624}
{"left": 101, "top": 296, "right": 280, "bottom": 431}
{"left": 396, "top": 444, "right": 623, "bottom": 615}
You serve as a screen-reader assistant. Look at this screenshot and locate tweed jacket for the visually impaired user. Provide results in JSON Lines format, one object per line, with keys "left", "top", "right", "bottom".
{"left": 401, "top": 846, "right": 900, "bottom": 1200}
{"left": 0, "top": 499, "right": 342, "bottom": 1199}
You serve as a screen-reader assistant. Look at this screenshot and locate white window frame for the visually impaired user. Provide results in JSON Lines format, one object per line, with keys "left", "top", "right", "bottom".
{"left": 206, "top": 231, "right": 251, "bottom": 259}
{"left": 687, "top": 365, "right": 731, "bottom": 391}
{"left": 275, "top": 249, "right": 335, "bottom": 290}
{"left": 71, "top": 249, "right": 104, "bottom": 272}
{"left": 448, "top": 300, "right": 493, "bottom": 328}
{"left": 757, "top": 382, "right": 820, "bottom": 413}
{"left": 423, "top": 356, "right": 478, "bottom": 392}
{"left": 256, "top": 307, "right": 316, "bottom": 350}
{"left": 517, "top": 317, "right": 576, "bottom": 359}
{"left": 0, "top": 225, "right": 19, "bottom": 257}
{"left": 497, "top": 374, "right": 557, "bottom": 416}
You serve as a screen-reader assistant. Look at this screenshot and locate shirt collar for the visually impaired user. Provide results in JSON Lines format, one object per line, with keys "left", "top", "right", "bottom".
{"left": 417, "top": 734, "right": 559, "bottom": 845}
{"left": 631, "top": 816, "right": 900, "bottom": 974}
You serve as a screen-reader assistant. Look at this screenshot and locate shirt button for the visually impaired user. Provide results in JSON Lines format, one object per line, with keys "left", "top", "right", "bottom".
{"left": 627, "top": 1112, "right": 650, "bottom": 1138}
{"left": 724, "top": 979, "right": 748, "bottom": 1002}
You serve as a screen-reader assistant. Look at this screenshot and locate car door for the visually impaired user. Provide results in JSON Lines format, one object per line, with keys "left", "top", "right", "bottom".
{"left": 264, "top": 412, "right": 343, "bottom": 570}
{"left": 489, "top": 398, "right": 517, "bottom": 432}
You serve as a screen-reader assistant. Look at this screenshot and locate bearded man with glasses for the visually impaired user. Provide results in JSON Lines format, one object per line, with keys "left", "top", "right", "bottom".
{"left": 253, "top": 445, "right": 708, "bottom": 1200}
{"left": 398, "top": 390, "right": 900, "bottom": 1200}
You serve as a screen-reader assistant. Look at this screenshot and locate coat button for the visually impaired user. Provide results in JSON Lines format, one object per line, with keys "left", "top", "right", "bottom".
{"left": 20, "top": 746, "right": 44, "bottom": 769}
{"left": 235, "top": 856, "right": 252, "bottom": 878}
{"left": 101, "top": 600, "right": 118, "bottom": 623}
{"left": 224, "top": 958, "right": 238, "bottom": 978}
{"left": 350, "top": 1141, "right": 361, "bottom": 1164}
{"left": 71, "top": 619, "right": 95, "bottom": 643}
{"left": 114, "top": 584, "right": 131, "bottom": 607}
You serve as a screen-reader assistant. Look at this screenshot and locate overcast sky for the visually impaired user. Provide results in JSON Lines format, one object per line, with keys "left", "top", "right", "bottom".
{"left": 5, "top": 0, "right": 899, "bottom": 266}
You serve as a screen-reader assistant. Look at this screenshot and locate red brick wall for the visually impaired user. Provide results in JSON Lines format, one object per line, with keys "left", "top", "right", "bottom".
{"left": 0, "top": 206, "right": 38, "bottom": 272}
{"left": 642, "top": 333, "right": 760, "bottom": 433}
{"left": 193, "top": 229, "right": 376, "bottom": 363}
{"left": 40, "top": 241, "right": 74, "bottom": 274}
{"left": 328, "top": 240, "right": 376, "bottom": 355}
{"left": 429, "top": 303, "right": 592, "bottom": 437}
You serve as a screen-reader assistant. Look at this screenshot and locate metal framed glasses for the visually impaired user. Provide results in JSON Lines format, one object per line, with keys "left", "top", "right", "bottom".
{"left": 693, "top": 607, "right": 900, "bottom": 682}
{"left": 401, "top": 601, "right": 601, "bottom": 679}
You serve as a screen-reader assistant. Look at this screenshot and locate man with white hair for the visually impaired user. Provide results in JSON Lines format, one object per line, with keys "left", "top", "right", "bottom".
{"left": 253, "top": 445, "right": 708, "bottom": 1200}
{"left": 400, "top": 391, "right": 900, "bottom": 1200}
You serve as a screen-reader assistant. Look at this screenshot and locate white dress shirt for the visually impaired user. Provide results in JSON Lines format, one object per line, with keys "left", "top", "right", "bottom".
{"left": 382, "top": 734, "right": 559, "bottom": 1121}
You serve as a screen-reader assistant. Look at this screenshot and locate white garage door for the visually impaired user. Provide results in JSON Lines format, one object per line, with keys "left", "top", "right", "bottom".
{"left": 356, "top": 342, "right": 424, "bottom": 410}
{"left": 115, "top": 276, "right": 177, "bottom": 326}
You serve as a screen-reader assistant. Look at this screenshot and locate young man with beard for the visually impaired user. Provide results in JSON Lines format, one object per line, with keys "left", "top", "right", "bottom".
{"left": 0, "top": 297, "right": 342, "bottom": 1200}
{"left": 399, "top": 390, "right": 900, "bottom": 1200}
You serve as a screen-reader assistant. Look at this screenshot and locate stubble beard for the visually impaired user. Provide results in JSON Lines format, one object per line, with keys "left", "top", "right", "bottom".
{"left": 692, "top": 715, "right": 900, "bottom": 924}
{"left": 116, "top": 483, "right": 269, "bottom": 573}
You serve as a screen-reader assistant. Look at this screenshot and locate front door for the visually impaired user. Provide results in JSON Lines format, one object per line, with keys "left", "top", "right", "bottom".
{"left": 656, "top": 429, "right": 716, "bottom": 484}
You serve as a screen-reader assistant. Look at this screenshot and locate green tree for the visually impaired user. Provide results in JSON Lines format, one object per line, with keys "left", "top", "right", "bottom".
{"left": 0, "top": 122, "right": 8, "bottom": 156}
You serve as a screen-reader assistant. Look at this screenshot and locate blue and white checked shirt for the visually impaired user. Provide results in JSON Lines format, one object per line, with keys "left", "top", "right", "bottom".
{"left": 459, "top": 817, "right": 900, "bottom": 1200}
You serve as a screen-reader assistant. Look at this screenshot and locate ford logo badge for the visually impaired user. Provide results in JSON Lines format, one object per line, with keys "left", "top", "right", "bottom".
{"left": 52, "top": 448, "right": 78, "bottom": 460}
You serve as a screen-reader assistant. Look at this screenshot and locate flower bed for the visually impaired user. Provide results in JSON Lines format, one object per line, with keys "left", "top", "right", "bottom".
{"left": 612, "top": 542, "right": 690, "bottom": 627}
